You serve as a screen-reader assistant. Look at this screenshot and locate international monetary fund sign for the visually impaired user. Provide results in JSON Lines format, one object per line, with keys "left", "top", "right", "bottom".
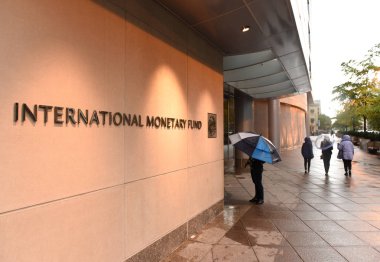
{"left": 13, "top": 103, "right": 202, "bottom": 129}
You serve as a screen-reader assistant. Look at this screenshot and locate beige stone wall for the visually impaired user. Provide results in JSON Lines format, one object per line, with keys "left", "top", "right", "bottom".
{"left": 253, "top": 100, "right": 269, "bottom": 137}
{"left": 0, "top": 0, "right": 223, "bottom": 261}
{"left": 280, "top": 94, "right": 307, "bottom": 149}
{"left": 252, "top": 95, "right": 307, "bottom": 150}
{"left": 280, "top": 93, "right": 308, "bottom": 112}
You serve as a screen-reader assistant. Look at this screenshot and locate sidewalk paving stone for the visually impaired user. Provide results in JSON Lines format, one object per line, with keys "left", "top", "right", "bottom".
{"left": 336, "top": 220, "right": 379, "bottom": 232}
{"left": 253, "top": 246, "right": 302, "bottom": 262}
{"left": 295, "top": 247, "right": 347, "bottom": 262}
{"left": 163, "top": 139, "right": 380, "bottom": 261}
{"left": 335, "top": 246, "right": 380, "bottom": 262}
{"left": 303, "top": 220, "right": 346, "bottom": 232}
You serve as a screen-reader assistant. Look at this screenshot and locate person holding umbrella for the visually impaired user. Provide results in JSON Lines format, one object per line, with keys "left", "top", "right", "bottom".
{"left": 229, "top": 132, "right": 281, "bottom": 205}
{"left": 245, "top": 157, "right": 265, "bottom": 204}
{"left": 320, "top": 135, "right": 333, "bottom": 176}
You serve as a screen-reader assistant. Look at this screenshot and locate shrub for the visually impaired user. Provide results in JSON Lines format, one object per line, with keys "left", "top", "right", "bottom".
{"left": 339, "top": 130, "right": 380, "bottom": 141}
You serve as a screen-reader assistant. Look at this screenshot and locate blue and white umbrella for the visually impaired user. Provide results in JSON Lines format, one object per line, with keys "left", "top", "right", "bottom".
{"left": 229, "top": 132, "right": 281, "bottom": 164}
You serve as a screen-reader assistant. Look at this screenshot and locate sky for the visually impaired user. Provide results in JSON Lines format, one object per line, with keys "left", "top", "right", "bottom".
{"left": 310, "top": 0, "right": 380, "bottom": 117}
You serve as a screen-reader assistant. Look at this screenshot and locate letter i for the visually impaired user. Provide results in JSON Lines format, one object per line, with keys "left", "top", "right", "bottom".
{"left": 14, "top": 102, "right": 19, "bottom": 122}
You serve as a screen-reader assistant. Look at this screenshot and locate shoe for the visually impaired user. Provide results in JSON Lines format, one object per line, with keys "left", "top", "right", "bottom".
{"left": 349, "top": 171, "right": 352, "bottom": 176}
{"left": 255, "top": 200, "right": 264, "bottom": 205}
{"left": 325, "top": 173, "right": 328, "bottom": 176}
{"left": 304, "top": 170, "right": 307, "bottom": 174}
{"left": 344, "top": 172, "right": 348, "bottom": 176}
{"left": 249, "top": 198, "right": 258, "bottom": 203}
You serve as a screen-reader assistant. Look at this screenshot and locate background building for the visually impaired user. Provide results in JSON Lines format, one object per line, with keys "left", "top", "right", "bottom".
{"left": 309, "top": 100, "right": 321, "bottom": 135}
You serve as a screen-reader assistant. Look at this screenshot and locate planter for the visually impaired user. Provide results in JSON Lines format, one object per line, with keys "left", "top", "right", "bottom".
{"left": 352, "top": 136, "right": 360, "bottom": 146}
{"left": 359, "top": 138, "right": 370, "bottom": 151}
{"left": 367, "top": 141, "right": 380, "bottom": 154}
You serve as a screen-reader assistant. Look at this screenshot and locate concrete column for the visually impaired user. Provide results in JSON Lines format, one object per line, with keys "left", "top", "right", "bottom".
{"left": 268, "top": 99, "right": 280, "bottom": 150}
{"left": 234, "top": 89, "right": 254, "bottom": 167}
{"left": 305, "top": 110, "right": 310, "bottom": 137}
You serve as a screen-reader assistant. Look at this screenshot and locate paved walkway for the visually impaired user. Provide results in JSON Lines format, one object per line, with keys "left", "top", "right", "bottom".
{"left": 163, "top": 137, "right": 380, "bottom": 261}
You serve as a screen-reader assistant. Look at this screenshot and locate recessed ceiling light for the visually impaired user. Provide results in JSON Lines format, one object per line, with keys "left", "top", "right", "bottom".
{"left": 241, "top": 25, "right": 250, "bottom": 32}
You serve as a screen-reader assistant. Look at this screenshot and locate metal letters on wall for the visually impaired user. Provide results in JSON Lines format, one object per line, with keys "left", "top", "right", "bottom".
{"left": 13, "top": 102, "right": 203, "bottom": 130}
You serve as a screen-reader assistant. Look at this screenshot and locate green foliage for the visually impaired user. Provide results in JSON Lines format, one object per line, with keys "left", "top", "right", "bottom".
{"left": 341, "top": 130, "right": 380, "bottom": 141}
{"left": 333, "top": 43, "right": 380, "bottom": 132}
{"left": 332, "top": 105, "right": 361, "bottom": 131}
{"left": 318, "top": 114, "right": 331, "bottom": 130}
{"left": 367, "top": 91, "right": 380, "bottom": 130}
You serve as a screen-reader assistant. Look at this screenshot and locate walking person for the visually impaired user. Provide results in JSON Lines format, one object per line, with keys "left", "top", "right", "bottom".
{"left": 320, "top": 136, "right": 333, "bottom": 176}
{"left": 331, "top": 130, "right": 335, "bottom": 139}
{"left": 301, "top": 137, "right": 314, "bottom": 173}
{"left": 338, "top": 134, "right": 354, "bottom": 176}
{"left": 245, "top": 157, "right": 265, "bottom": 205}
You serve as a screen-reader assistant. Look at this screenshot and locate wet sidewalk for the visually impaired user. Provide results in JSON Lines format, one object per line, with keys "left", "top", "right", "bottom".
{"left": 163, "top": 138, "right": 380, "bottom": 261}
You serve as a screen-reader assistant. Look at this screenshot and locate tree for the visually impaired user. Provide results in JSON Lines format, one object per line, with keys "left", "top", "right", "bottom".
{"left": 333, "top": 43, "right": 380, "bottom": 132}
{"left": 332, "top": 105, "right": 361, "bottom": 131}
{"left": 318, "top": 114, "right": 331, "bottom": 131}
{"left": 367, "top": 92, "right": 380, "bottom": 130}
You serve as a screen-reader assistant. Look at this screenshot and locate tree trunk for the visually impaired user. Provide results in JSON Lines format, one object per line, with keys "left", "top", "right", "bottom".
{"left": 364, "top": 116, "right": 367, "bottom": 132}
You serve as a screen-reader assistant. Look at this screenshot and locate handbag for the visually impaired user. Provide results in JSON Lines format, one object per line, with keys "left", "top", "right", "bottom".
{"left": 337, "top": 149, "right": 343, "bottom": 159}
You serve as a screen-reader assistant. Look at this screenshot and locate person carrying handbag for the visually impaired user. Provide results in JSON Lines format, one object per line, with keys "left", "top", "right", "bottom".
{"left": 338, "top": 135, "right": 354, "bottom": 176}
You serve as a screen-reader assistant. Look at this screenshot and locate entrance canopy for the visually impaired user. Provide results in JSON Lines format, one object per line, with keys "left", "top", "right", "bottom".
{"left": 155, "top": 0, "right": 312, "bottom": 99}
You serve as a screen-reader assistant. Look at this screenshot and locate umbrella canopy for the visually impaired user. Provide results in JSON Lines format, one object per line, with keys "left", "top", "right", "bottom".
{"left": 315, "top": 134, "right": 334, "bottom": 150}
{"left": 229, "top": 132, "right": 281, "bottom": 164}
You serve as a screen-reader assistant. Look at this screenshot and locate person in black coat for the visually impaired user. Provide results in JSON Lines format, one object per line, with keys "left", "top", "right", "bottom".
{"left": 245, "top": 157, "right": 265, "bottom": 205}
{"left": 321, "top": 136, "right": 333, "bottom": 176}
{"left": 301, "top": 137, "right": 314, "bottom": 173}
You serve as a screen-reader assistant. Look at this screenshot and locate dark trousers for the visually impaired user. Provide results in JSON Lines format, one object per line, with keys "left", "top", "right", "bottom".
{"left": 304, "top": 158, "right": 311, "bottom": 171}
{"left": 343, "top": 159, "right": 352, "bottom": 172}
{"left": 251, "top": 170, "right": 264, "bottom": 201}
{"left": 322, "top": 155, "right": 331, "bottom": 173}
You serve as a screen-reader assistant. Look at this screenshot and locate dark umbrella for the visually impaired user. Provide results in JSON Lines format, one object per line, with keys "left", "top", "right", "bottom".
{"left": 229, "top": 132, "right": 281, "bottom": 164}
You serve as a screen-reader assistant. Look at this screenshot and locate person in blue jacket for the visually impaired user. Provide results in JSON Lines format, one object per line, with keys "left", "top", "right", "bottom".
{"left": 301, "top": 137, "right": 314, "bottom": 173}
{"left": 338, "top": 134, "right": 354, "bottom": 176}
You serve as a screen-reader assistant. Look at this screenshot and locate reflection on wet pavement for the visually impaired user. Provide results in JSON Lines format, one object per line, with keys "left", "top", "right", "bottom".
{"left": 163, "top": 142, "right": 380, "bottom": 261}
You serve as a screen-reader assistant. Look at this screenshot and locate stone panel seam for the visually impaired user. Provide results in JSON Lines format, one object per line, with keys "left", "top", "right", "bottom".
{"left": 0, "top": 184, "right": 124, "bottom": 216}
